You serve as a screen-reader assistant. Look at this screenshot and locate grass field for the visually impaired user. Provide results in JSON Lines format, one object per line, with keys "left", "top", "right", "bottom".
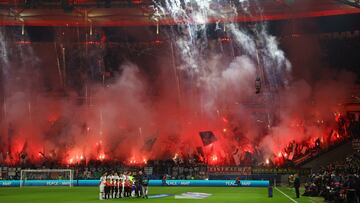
{"left": 0, "top": 186, "right": 325, "bottom": 203}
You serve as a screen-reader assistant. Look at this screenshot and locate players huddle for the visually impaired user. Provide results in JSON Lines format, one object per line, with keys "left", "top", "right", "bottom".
{"left": 99, "top": 170, "right": 149, "bottom": 200}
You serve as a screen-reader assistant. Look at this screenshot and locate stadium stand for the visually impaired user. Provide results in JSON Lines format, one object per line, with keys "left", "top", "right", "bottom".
{"left": 303, "top": 153, "right": 360, "bottom": 202}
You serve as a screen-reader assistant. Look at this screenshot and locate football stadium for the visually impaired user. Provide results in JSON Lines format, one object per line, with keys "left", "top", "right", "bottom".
{"left": 0, "top": 0, "right": 360, "bottom": 202}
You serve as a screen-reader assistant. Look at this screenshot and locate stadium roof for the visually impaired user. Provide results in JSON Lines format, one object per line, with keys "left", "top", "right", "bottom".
{"left": 0, "top": 0, "right": 359, "bottom": 27}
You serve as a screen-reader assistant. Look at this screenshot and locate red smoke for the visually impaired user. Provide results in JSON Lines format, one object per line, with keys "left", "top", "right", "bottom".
{"left": 0, "top": 24, "right": 356, "bottom": 167}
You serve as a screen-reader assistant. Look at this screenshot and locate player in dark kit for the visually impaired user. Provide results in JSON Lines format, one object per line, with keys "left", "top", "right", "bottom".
{"left": 104, "top": 178, "right": 111, "bottom": 199}
{"left": 135, "top": 170, "right": 144, "bottom": 198}
{"left": 294, "top": 174, "right": 300, "bottom": 198}
{"left": 235, "top": 176, "right": 241, "bottom": 186}
{"left": 124, "top": 172, "right": 132, "bottom": 197}
{"left": 113, "top": 178, "right": 118, "bottom": 198}
{"left": 162, "top": 174, "right": 167, "bottom": 186}
{"left": 110, "top": 177, "right": 115, "bottom": 198}
{"left": 142, "top": 173, "right": 150, "bottom": 199}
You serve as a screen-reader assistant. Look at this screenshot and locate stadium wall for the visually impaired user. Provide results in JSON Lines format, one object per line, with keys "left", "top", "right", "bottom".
{"left": 0, "top": 179, "right": 269, "bottom": 187}
{"left": 301, "top": 139, "right": 354, "bottom": 170}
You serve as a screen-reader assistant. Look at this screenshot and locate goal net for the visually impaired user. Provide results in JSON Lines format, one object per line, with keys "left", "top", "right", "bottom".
{"left": 20, "top": 169, "right": 74, "bottom": 187}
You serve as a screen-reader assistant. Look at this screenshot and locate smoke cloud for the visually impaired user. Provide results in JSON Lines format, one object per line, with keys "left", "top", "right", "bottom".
{"left": 0, "top": 0, "right": 356, "bottom": 166}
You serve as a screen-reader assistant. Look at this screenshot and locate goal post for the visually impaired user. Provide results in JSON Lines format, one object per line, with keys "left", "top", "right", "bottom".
{"left": 20, "top": 169, "right": 74, "bottom": 187}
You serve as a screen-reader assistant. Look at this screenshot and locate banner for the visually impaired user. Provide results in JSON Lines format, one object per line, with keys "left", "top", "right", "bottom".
{"left": 0, "top": 179, "right": 269, "bottom": 187}
{"left": 208, "top": 166, "right": 252, "bottom": 175}
{"left": 143, "top": 180, "right": 269, "bottom": 187}
{"left": 353, "top": 138, "right": 360, "bottom": 151}
{"left": 0, "top": 180, "right": 20, "bottom": 187}
{"left": 252, "top": 167, "right": 311, "bottom": 175}
{"left": 0, "top": 180, "right": 75, "bottom": 187}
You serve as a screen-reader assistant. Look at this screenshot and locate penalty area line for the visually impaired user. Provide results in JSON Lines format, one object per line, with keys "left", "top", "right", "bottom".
{"left": 274, "top": 187, "right": 298, "bottom": 203}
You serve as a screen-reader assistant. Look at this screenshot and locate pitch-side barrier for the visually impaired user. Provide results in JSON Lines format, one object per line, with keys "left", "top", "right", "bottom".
{"left": 0, "top": 179, "right": 269, "bottom": 187}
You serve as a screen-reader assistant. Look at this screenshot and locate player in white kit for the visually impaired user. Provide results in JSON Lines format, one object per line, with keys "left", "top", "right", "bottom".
{"left": 99, "top": 172, "right": 107, "bottom": 200}
{"left": 120, "top": 172, "right": 126, "bottom": 198}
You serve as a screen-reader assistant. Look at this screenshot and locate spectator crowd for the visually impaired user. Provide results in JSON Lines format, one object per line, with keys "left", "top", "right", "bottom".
{"left": 303, "top": 153, "right": 360, "bottom": 203}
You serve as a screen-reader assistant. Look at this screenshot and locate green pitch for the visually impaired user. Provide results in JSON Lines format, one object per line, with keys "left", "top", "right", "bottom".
{"left": 0, "top": 186, "right": 324, "bottom": 203}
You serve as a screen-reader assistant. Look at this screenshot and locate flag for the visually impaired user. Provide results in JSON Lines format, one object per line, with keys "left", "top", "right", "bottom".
{"left": 232, "top": 148, "right": 241, "bottom": 165}
{"left": 301, "top": 146, "right": 308, "bottom": 154}
{"left": 288, "top": 143, "right": 296, "bottom": 160}
{"left": 196, "top": 147, "right": 204, "bottom": 157}
{"left": 142, "top": 137, "right": 157, "bottom": 152}
{"left": 199, "top": 131, "right": 217, "bottom": 146}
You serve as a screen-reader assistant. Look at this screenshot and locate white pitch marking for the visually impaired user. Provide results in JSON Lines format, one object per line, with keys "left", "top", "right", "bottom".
{"left": 308, "top": 198, "right": 318, "bottom": 203}
{"left": 274, "top": 187, "right": 298, "bottom": 203}
{"left": 285, "top": 186, "right": 319, "bottom": 203}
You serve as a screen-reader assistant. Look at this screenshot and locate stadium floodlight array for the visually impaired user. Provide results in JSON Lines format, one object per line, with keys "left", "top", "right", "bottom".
{"left": 20, "top": 169, "right": 74, "bottom": 188}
